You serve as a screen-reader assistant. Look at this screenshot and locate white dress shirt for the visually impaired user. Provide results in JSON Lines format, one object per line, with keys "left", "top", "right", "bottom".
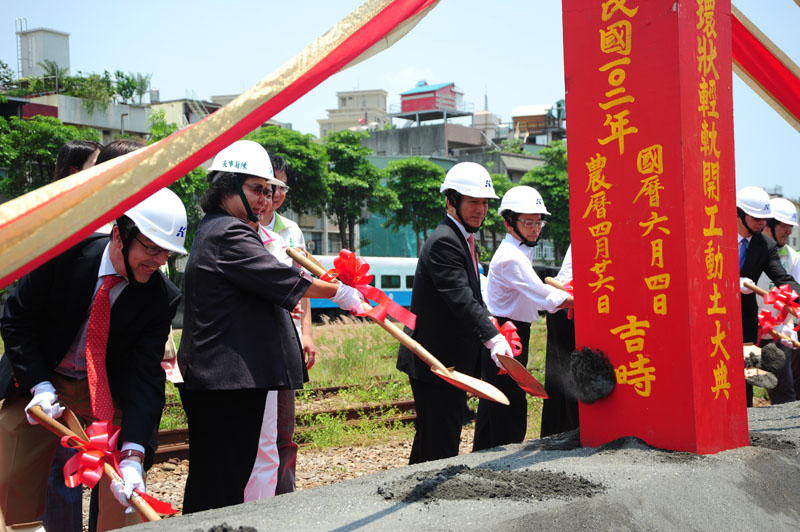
{"left": 486, "top": 234, "right": 569, "bottom": 322}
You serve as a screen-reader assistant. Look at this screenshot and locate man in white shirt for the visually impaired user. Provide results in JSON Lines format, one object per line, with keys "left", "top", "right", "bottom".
{"left": 756, "top": 197, "right": 800, "bottom": 404}
{"left": 475, "top": 186, "right": 572, "bottom": 451}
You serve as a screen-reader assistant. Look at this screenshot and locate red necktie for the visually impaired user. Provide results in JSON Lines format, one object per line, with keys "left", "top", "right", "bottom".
{"left": 467, "top": 234, "right": 479, "bottom": 276}
{"left": 85, "top": 275, "right": 124, "bottom": 421}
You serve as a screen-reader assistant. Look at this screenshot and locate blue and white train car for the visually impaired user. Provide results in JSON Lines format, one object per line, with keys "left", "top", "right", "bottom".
{"left": 309, "top": 255, "right": 418, "bottom": 311}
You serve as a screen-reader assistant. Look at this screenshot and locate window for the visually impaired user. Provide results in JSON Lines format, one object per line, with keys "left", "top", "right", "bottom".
{"left": 340, "top": 97, "right": 346, "bottom": 108}
{"left": 327, "top": 233, "right": 341, "bottom": 254}
{"left": 305, "top": 232, "right": 322, "bottom": 254}
{"left": 381, "top": 275, "right": 401, "bottom": 289}
{"left": 411, "top": 146, "right": 422, "bottom": 156}
{"left": 405, "top": 275, "right": 414, "bottom": 289}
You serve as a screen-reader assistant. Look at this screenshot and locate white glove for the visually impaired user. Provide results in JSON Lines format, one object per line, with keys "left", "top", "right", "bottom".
{"left": 740, "top": 277, "right": 754, "bottom": 294}
{"left": 25, "top": 381, "right": 65, "bottom": 425}
{"left": 484, "top": 334, "right": 512, "bottom": 369}
{"left": 331, "top": 284, "right": 364, "bottom": 314}
{"left": 110, "top": 458, "right": 145, "bottom": 510}
{"left": 776, "top": 324, "right": 798, "bottom": 348}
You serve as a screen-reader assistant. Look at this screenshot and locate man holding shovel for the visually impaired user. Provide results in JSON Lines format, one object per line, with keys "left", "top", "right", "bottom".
{"left": 735, "top": 186, "right": 800, "bottom": 406}
{"left": 0, "top": 186, "right": 186, "bottom": 530}
{"left": 474, "top": 186, "right": 572, "bottom": 451}
{"left": 397, "top": 162, "right": 512, "bottom": 464}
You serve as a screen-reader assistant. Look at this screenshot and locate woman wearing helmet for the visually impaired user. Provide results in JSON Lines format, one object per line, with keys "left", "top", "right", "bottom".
{"left": 474, "top": 186, "right": 573, "bottom": 452}
{"left": 177, "top": 140, "right": 363, "bottom": 513}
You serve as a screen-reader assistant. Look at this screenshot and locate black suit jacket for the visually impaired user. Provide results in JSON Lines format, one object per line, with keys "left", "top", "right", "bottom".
{"left": 740, "top": 232, "right": 800, "bottom": 343}
{"left": 0, "top": 234, "right": 181, "bottom": 445}
{"left": 397, "top": 216, "right": 498, "bottom": 384}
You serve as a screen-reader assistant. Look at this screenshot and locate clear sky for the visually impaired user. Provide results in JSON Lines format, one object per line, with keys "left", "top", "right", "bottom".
{"left": 2, "top": 1, "right": 798, "bottom": 198}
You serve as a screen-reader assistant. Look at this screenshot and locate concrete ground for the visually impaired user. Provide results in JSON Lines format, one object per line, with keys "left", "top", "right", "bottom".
{"left": 132, "top": 402, "right": 800, "bottom": 532}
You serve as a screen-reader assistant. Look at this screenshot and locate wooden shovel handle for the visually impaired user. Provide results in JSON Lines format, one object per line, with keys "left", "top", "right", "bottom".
{"left": 27, "top": 406, "right": 161, "bottom": 522}
{"left": 744, "top": 281, "right": 799, "bottom": 319}
{"left": 286, "top": 248, "right": 450, "bottom": 373}
{"left": 544, "top": 276, "right": 565, "bottom": 290}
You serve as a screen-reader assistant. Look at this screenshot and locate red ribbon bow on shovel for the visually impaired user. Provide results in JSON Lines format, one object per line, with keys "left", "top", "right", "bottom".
{"left": 489, "top": 317, "right": 522, "bottom": 375}
{"left": 62, "top": 421, "right": 176, "bottom": 516}
{"left": 764, "top": 284, "right": 800, "bottom": 330}
{"left": 321, "top": 249, "right": 416, "bottom": 330}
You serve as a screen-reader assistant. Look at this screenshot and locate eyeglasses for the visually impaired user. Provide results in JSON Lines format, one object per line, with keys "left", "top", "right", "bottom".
{"left": 243, "top": 183, "right": 273, "bottom": 199}
{"left": 134, "top": 235, "right": 175, "bottom": 258}
{"left": 518, "top": 219, "right": 547, "bottom": 229}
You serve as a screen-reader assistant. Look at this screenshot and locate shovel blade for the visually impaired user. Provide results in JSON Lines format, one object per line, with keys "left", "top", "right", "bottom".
{"left": 497, "top": 355, "right": 548, "bottom": 398}
{"left": 431, "top": 367, "right": 510, "bottom": 405}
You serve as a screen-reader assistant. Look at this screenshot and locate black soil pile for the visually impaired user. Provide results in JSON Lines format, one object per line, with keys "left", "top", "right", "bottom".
{"left": 197, "top": 525, "right": 257, "bottom": 532}
{"left": 377, "top": 464, "right": 604, "bottom": 503}
{"left": 750, "top": 431, "right": 797, "bottom": 451}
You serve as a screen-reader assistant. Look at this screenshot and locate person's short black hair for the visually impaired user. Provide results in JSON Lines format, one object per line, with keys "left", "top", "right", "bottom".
{"left": 269, "top": 153, "right": 288, "bottom": 173}
{"left": 200, "top": 172, "right": 240, "bottom": 213}
{"left": 96, "top": 139, "right": 144, "bottom": 165}
{"left": 53, "top": 140, "right": 103, "bottom": 181}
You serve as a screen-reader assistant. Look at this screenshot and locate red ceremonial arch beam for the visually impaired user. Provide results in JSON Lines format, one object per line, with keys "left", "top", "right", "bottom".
{"left": 0, "top": 0, "right": 439, "bottom": 288}
{"left": 732, "top": 5, "right": 800, "bottom": 133}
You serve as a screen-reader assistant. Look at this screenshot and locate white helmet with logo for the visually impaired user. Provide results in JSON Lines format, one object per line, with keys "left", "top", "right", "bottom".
{"left": 124, "top": 187, "right": 188, "bottom": 254}
{"left": 770, "top": 197, "right": 799, "bottom": 226}
{"left": 440, "top": 162, "right": 498, "bottom": 199}
{"left": 736, "top": 186, "right": 771, "bottom": 218}
{"left": 499, "top": 186, "right": 551, "bottom": 216}
{"left": 209, "top": 140, "right": 283, "bottom": 187}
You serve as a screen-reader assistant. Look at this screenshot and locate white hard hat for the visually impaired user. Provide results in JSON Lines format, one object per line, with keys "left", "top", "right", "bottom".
{"left": 209, "top": 140, "right": 284, "bottom": 187}
{"left": 124, "top": 187, "right": 188, "bottom": 254}
{"left": 440, "top": 162, "right": 498, "bottom": 199}
{"left": 736, "top": 186, "right": 771, "bottom": 218}
{"left": 770, "top": 197, "right": 799, "bottom": 226}
{"left": 499, "top": 186, "right": 550, "bottom": 216}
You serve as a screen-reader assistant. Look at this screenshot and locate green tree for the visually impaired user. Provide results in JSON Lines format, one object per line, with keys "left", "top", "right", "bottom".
{"left": 114, "top": 70, "right": 137, "bottom": 103}
{"left": 245, "top": 126, "right": 329, "bottom": 215}
{"left": 380, "top": 157, "right": 444, "bottom": 256}
{"left": 0, "top": 60, "right": 15, "bottom": 87}
{"left": 0, "top": 115, "right": 100, "bottom": 197}
{"left": 322, "top": 130, "right": 389, "bottom": 251}
{"left": 499, "top": 138, "right": 525, "bottom": 154}
{"left": 73, "top": 73, "right": 112, "bottom": 115}
{"left": 519, "top": 140, "right": 570, "bottom": 258}
{"left": 134, "top": 73, "right": 152, "bottom": 104}
{"left": 36, "top": 59, "right": 67, "bottom": 92}
{"left": 147, "top": 110, "right": 207, "bottom": 264}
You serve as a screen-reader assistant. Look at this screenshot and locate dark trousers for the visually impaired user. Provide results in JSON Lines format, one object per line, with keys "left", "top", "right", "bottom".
{"left": 408, "top": 376, "right": 466, "bottom": 465}
{"left": 760, "top": 339, "right": 797, "bottom": 405}
{"left": 473, "top": 317, "right": 530, "bottom": 452}
{"left": 540, "top": 309, "right": 579, "bottom": 437}
{"left": 180, "top": 387, "right": 268, "bottom": 514}
{"left": 793, "top": 349, "right": 800, "bottom": 399}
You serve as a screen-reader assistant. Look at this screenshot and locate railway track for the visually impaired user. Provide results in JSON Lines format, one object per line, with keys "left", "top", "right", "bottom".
{"left": 154, "top": 398, "right": 416, "bottom": 463}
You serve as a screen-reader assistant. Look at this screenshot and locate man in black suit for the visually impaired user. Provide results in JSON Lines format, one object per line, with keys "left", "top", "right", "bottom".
{"left": 397, "top": 162, "right": 512, "bottom": 464}
{"left": 735, "top": 186, "right": 800, "bottom": 407}
{"left": 0, "top": 187, "right": 186, "bottom": 530}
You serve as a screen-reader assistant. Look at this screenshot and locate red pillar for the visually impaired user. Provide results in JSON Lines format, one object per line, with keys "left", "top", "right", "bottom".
{"left": 562, "top": 0, "right": 749, "bottom": 453}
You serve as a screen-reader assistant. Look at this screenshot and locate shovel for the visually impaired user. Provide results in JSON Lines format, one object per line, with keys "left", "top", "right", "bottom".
{"left": 496, "top": 354, "right": 548, "bottom": 398}
{"left": 27, "top": 405, "right": 161, "bottom": 522}
{"left": 286, "top": 247, "right": 509, "bottom": 405}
